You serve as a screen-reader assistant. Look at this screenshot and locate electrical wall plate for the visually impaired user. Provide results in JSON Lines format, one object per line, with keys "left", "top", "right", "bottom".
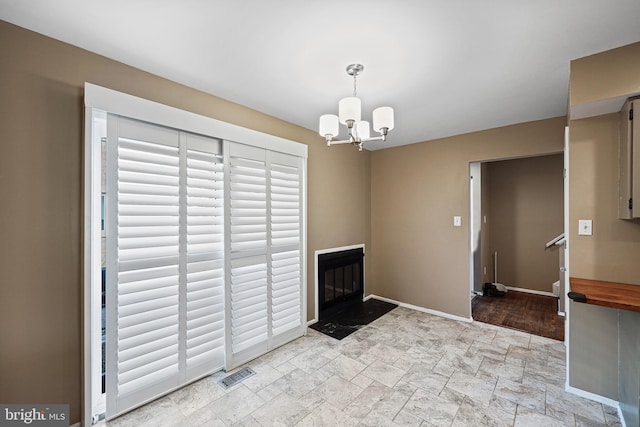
{"left": 578, "top": 219, "right": 593, "bottom": 236}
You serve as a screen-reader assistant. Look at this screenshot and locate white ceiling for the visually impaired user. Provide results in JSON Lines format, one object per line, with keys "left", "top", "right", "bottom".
{"left": 2, "top": 1, "right": 640, "bottom": 150}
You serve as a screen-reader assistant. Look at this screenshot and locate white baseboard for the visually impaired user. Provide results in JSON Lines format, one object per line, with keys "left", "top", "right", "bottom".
{"left": 558, "top": 311, "right": 565, "bottom": 317}
{"left": 565, "top": 384, "right": 619, "bottom": 406}
{"left": 620, "top": 407, "right": 628, "bottom": 427}
{"left": 506, "top": 286, "right": 556, "bottom": 297}
{"left": 367, "top": 294, "right": 473, "bottom": 323}
{"left": 565, "top": 384, "right": 623, "bottom": 426}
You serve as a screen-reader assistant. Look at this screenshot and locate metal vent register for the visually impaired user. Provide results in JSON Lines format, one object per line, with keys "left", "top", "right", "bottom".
{"left": 219, "top": 367, "right": 255, "bottom": 389}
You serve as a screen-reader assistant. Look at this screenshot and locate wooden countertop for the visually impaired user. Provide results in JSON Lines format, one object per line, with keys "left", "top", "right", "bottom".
{"left": 570, "top": 277, "right": 640, "bottom": 312}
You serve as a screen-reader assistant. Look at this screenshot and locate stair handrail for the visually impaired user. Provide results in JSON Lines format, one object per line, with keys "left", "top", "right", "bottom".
{"left": 545, "top": 232, "right": 565, "bottom": 248}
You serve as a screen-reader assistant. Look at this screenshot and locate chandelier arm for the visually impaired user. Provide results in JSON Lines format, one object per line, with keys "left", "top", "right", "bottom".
{"left": 348, "top": 127, "right": 356, "bottom": 143}
{"left": 326, "top": 139, "right": 353, "bottom": 146}
{"left": 361, "top": 136, "right": 385, "bottom": 143}
{"left": 328, "top": 135, "right": 385, "bottom": 145}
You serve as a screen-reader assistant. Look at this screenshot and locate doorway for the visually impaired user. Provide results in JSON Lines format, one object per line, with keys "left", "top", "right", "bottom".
{"left": 469, "top": 154, "right": 565, "bottom": 340}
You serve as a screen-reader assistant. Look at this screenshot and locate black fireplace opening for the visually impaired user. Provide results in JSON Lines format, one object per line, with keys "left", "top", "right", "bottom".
{"left": 318, "top": 248, "right": 364, "bottom": 320}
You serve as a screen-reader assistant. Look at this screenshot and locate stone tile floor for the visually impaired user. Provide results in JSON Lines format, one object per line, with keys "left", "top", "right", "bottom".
{"left": 100, "top": 307, "right": 622, "bottom": 427}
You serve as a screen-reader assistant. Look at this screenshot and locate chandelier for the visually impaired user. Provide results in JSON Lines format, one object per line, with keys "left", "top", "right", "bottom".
{"left": 318, "top": 64, "right": 395, "bottom": 151}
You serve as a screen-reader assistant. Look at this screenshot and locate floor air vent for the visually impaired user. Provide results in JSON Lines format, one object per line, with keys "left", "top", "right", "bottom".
{"left": 219, "top": 367, "right": 255, "bottom": 389}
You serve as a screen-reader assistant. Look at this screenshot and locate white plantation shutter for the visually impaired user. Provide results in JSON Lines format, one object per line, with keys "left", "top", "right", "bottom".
{"left": 106, "top": 117, "right": 181, "bottom": 415}
{"left": 184, "top": 134, "right": 225, "bottom": 380}
{"left": 226, "top": 145, "right": 269, "bottom": 363}
{"left": 225, "top": 144, "right": 304, "bottom": 369}
{"left": 270, "top": 152, "right": 303, "bottom": 342}
{"left": 106, "top": 117, "right": 224, "bottom": 418}
{"left": 87, "top": 85, "right": 307, "bottom": 423}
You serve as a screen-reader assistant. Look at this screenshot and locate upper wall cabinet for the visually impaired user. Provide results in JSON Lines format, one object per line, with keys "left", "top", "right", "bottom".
{"left": 619, "top": 98, "right": 640, "bottom": 219}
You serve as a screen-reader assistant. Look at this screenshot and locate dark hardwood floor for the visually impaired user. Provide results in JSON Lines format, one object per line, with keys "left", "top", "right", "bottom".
{"left": 472, "top": 290, "right": 565, "bottom": 341}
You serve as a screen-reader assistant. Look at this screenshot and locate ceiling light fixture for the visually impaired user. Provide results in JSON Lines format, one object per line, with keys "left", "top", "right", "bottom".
{"left": 319, "top": 64, "right": 395, "bottom": 151}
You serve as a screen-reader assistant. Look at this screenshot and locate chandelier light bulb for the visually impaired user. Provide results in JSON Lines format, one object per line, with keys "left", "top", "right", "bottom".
{"left": 319, "top": 114, "right": 339, "bottom": 138}
{"left": 338, "top": 97, "right": 361, "bottom": 126}
{"left": 373, "top": 106, "right": 395, "bottom": 133}
{"left": 355, "top": 121, "right": 370, "bottom": 140}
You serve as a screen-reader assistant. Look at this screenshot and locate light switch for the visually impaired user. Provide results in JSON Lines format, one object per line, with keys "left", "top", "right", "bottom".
{"left": 578, "top": 219, "right": 592, "bottom": 236}
{"left": 454, "top": 216, "right": 461, "bottom": 227}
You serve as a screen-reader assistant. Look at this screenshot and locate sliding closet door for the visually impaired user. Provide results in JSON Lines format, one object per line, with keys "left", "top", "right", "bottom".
{"left": 106, "top": 116, "right": 224, "bottom": 418}
{"left": 225, "top": 143, "right": 304, "bottom": 369}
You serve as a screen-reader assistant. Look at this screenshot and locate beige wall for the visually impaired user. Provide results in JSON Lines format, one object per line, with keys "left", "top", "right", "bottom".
{"left": 569, "top": 114, "right": 640, "bottom": 284}
{"left": 370, "top": 117, "right": 565, "bottom": 318}
{"left": 567, "top": 41, "right": 640, "bottom": 410}
{"left": 569, "top": 303, "right": 619, "bottom": 398}
{"left": 0, "top": 21, "right": 371, "bottom": 423}
{"left": 570, "top": 42, "right": 640, "bottom": 108}
{"left": 567, "top": 113, "right": 640, "bottom": 401}
{"left": 486, "top": 155, "right": 564, "bottom": 293}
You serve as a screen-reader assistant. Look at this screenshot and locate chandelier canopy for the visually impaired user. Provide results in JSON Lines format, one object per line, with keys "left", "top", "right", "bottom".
{"left": 319, "top": 64, "right": 395, "bottom": 151}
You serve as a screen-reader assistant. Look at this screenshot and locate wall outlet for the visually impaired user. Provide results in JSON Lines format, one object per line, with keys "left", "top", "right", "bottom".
{"left": 453, "top": 216, "right": 461, "bottom": 227}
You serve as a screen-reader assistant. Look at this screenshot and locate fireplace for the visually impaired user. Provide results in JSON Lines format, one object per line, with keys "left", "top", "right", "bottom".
{"left": 317, "top": 247, "right": 364, "bottom": 320}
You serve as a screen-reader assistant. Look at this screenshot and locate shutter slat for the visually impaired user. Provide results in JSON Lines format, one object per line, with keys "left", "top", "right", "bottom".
{"left": 187, "top": 310, "right": 224, "bottom": 329}
{"left": 118, "top": 305, "right": 177, "bottom": 330}
{"left": 119, "top": 215, "right": 178, "bottom": 227}
{"left": 118, "top": 350, "right": 178, "bottom": 386}
{"left": 119, "top": 334, "right": 178, "bottom": 365}
{"left": 118, "top": 322, "right": 178, "bottom": 352}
